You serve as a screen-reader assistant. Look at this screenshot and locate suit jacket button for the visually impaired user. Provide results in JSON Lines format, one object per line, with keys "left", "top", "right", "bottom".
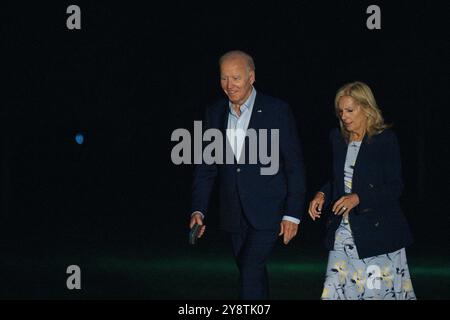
{"left": 369, "top": 183, "right": 374, "bottom": 188}
{"left": 374, "top": 222, "right": 379, "bottom": 227}
{"left": 236, "top": 168, "right": 241, "bottom": 173}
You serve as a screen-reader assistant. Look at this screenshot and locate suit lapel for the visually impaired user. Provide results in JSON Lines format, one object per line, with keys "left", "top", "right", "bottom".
{"left": 335, "top": 134, "right": 347, "bottom": 195}
{"left": 351, "top": 134, "right": 370, "bottom": 192}
{"left": 218, "top": 100, "right": 234, "bottom": 164}
{"left": 247, "top": 92, "right": 264, "bottom": 131}
{"left": 220, "top": 101, "right": 229, "bottom": 132}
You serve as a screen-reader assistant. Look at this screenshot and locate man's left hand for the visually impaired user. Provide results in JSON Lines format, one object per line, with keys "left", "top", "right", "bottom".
{"left": 279, "top": 220, "right": 299, "bottom": 245}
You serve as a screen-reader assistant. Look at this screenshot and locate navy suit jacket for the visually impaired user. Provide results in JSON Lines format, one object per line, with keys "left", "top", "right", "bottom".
{"left": 191, "top": 92, "right": 306, "bottom": 232}
{"left": 321, "top": 128, "right": 413, "bottom": 258}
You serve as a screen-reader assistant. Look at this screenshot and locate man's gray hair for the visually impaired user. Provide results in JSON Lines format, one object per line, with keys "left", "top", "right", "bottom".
{"left": 219, "top": 50, "right": 255, "bottom": 72}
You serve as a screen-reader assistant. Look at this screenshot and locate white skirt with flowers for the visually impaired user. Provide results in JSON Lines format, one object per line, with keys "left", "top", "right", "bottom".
{"left": 321, "top": 217, "right": 416, "bottom": 300}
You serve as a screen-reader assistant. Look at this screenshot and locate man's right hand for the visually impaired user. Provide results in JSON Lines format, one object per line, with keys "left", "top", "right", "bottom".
{"left": 308, "top": 192, "right": 325, "bottom": 221}
{"left": 190, "top": 212, "right": 206, "bottom": 238}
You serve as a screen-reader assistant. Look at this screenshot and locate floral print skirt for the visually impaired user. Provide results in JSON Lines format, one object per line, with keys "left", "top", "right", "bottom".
{"left": 321, "top": 218, "right": 416, "bottom": 300}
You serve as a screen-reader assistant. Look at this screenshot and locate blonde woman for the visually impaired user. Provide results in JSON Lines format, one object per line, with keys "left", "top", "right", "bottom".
{"left": 309, "top": 81, "right": 416, "bottom": 300}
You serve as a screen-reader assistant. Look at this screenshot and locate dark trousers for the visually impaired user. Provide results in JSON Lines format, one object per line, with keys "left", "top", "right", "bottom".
{"left": 230, "top": 214, "right": 278, "bottom": 300}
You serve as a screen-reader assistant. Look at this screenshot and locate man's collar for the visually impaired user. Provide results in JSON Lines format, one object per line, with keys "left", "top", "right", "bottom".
{"left": 228, "top": 87, "right": 257, "bottom": 115}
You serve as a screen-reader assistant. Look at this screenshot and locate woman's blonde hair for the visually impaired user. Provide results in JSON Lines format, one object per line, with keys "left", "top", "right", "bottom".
{"left": 334, "top": 81, "right": 390, "bottom": 141}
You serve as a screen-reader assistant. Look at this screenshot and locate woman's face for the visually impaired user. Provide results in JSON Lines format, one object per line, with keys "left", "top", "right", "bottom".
{"left": 337, "top": 96, "right": 368, "bottom": 136}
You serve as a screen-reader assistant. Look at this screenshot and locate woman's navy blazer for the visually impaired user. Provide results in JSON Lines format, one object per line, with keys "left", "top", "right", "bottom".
{"left": 320, "top": 128, "right": 413, "bottom": 259}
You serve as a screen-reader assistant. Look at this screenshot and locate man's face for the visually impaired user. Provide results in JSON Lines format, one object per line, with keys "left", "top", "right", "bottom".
{"left": 220, "top": 57, "right": 255, "bottom": 106}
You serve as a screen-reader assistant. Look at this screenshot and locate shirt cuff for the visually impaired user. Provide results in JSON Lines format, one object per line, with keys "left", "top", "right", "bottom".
{"left": 192, "top": 211, "right": 204, "bottom": 219}
{"left": 282, "top": 215, "right": 300, "bottom": 224}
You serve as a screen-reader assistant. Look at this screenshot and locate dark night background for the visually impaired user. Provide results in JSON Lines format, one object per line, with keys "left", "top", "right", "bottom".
{"left": 1, "top": 1, "right": 449, "bottom": 299}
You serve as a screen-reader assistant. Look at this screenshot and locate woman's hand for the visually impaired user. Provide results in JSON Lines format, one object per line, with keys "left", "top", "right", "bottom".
{"left": 332, "top": 194, "right": 360, "bottom": 216}
{"left": 308, "top": 192, "right": 325, "bottom": 221}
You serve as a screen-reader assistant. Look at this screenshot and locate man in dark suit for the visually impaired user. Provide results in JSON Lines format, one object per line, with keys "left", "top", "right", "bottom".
{"left": 189, "top": 50, "right": 306, "bottom": 299}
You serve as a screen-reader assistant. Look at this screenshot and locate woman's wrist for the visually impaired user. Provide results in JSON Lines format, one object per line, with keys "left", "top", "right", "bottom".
{"left": 351, "top": 193, "right": 360, "bottom": 205}
{"left": 317, "top": 191, "right": 325, "bottom": 198}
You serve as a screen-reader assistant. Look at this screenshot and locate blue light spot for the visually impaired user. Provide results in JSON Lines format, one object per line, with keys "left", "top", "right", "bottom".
{"left": 75, "top": 133, "right": 84, "bottom": 145}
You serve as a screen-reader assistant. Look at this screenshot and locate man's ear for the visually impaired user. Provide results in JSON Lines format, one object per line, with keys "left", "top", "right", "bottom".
{"left": 249, "top": 70, "right": 256, "bottom": 85}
